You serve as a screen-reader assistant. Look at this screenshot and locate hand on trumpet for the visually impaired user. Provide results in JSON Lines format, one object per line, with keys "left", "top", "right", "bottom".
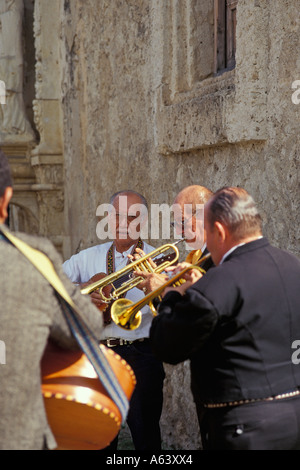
{"left": 129, "top": 247, "right": 167, "bottom": 294}
{"left": 80, "top": 272, "right": 111, "bottom": 311}
{"left": 133, "top": 270, "right": 169, "bottom": 295}
{"left": 162, "top": 262, "right": 204, "bottom": 297}
{"left": 128, "top": 247, "right": 157, "bottom": 269}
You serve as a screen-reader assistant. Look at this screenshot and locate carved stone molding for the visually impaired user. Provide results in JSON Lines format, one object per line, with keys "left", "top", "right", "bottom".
{"left": 0, "top": 1, "right": 65, "bottom": 253}
{"left": 0, "top": 0, "right": 36, "bottom": 145}
{"left": 32, "top": 0, "right": 63, "bottom": 160}
{"left": 29, "top": 0, "right": 65, "bottom": 252}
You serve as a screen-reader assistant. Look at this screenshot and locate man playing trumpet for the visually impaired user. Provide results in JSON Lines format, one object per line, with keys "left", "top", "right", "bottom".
{"left": 150, "top": 187, "right": 300, "bottom": 450}
{"left": 63, "top": 190, "right": 165, "bottom": 451}
{"left": 132, "top": 184, "right": 214, "bottom": 293}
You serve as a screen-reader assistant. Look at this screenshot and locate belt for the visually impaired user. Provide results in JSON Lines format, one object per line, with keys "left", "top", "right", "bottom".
{"left": 101, "top": 338, "right": 146, "bottom": 348}
{"left": 203, "top": 389, "right": 300, "bottom": 409}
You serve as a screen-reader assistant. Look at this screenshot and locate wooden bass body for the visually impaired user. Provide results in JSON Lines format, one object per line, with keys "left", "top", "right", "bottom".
{"left": 41, "top": 341, "right": 136, "bottom": 450}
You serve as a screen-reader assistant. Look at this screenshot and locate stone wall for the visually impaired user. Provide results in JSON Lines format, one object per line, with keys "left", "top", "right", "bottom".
{"left": 60, "top": 0, "right": 299, "bottom": 257}
{"left": 2, "top": 0, "right": 299, "bottom": 449}
{"left": 57, "top": 0, "right": 300, "bottom": 449}
{"left": 58, "top": 0, "right": 299, "bottom": 449}
{"left": 0, "top": 0, "right": 65, "bottom": 252}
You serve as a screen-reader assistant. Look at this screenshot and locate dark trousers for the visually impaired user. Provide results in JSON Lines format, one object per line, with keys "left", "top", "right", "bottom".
{"left": 104, "top": 339, "right": 165, "bottom": 451}
{"left": 200, "top": 396, "right": 300, "bottom": 450}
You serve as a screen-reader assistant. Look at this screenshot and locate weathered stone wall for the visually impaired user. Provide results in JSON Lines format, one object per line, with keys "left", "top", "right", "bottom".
{"left": 0, "top": 0, "right": 65, "bottom": 252}
{"left": 58, "top": 0, "right": 299, "bottom": 449}
{"left": 1, "top": 0, "right": 294, "bottom": 449}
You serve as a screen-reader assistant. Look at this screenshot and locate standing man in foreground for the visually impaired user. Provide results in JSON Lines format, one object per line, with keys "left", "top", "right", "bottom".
{"left": 150, "top": 186, "right": 300, "bottom": 450}
{"left": 0, "top": 150, "right": 103, "bottom": 450}
{"left": 63, "top": 190, "right": 165, "bottom": 450}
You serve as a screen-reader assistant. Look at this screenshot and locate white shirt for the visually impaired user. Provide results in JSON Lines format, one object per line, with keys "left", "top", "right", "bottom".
{"left": 63, "top": 241, "right": 154, "bottom": 340}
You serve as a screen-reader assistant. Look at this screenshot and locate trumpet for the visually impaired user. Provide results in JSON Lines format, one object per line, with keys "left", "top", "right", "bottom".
{"left": 110, "top": 253, "right": 211, "bottom": 330}
{"left": 80, "top": 239, "right": 184, "bottom": 302}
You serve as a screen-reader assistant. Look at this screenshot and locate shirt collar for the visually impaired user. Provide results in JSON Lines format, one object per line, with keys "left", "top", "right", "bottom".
{"left": 114, "top": 244, "right": 135, "bottom": 260}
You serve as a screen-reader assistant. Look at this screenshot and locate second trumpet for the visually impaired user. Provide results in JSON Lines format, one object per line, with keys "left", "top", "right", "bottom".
{"left": 110, "top": 255, "right": 210, "bottom": 330}
{"left": 80, "top": 240, "right": 183, "bottom": 302}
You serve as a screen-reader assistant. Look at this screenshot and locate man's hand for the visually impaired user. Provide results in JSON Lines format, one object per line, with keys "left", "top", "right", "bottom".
{"left": 133, "top": 270, "right": 169, "bottom": 294}
{"left": 165, "top": 262, "right": 203, "bottom": 283}
{"left": 161, "top": 262, "right": 203, "bottom": 297}
{"left": 80, "top": 272, "right": 111, "bottom": 310}
{"left": 128, "top": 247, "right": 166, "bottom": 294}
{"left": 128, "top": 247, "right": 158, "bottom": 269}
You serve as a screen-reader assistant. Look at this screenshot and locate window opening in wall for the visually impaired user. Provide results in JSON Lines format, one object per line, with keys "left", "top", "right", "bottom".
{"left": 214, "top": 0, "right": 238, "bottom": 75}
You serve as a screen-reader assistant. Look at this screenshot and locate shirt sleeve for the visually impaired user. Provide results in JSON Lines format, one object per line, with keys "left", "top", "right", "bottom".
{"left": 63, "top": 252, "right": 84, "bottom": 283}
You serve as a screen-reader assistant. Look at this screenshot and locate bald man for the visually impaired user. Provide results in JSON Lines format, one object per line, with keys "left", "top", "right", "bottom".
{"left": 172, "top": 185, "right": 213, "bottom": 266}
{"left": 134, "top": 185, "right": 214, "bottom": 294}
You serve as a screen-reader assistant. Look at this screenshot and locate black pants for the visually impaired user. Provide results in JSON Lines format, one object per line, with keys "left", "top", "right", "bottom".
{"left": 103, "top": 339, "right": 165, "bottom": 451}
{"left": 200, "top": 396, "right": 300, "bottom": 450}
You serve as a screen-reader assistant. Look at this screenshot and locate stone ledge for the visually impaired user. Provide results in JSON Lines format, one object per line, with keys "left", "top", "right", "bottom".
{"left": 156, "top": 70, "right": 267, "bottom": 155}
{"left": 155, "top": 1, "right": 269, "bottom": 155}
{"left": 31, "top": 154, "right": 63, "bottom": 166}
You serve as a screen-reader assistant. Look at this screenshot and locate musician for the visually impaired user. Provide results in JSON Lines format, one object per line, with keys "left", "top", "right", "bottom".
{"left": 132, "top": 184, "right": 213, "bottom": 446}
{"left": 0, "top": 150, "right": 103, "bottom": 450}
{"left": 150, "top": 187, "right": 300, "bottom": 450}
{"left": 62, "top": 190, "right": 165, "bottom": 450}
{"left": 133, "top": 185, "right": 214, "bottom": 296}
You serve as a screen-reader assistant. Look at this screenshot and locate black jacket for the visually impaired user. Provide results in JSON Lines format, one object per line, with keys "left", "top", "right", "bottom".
{"left": 150, "top": 238, "right": 300, "bottom": 404}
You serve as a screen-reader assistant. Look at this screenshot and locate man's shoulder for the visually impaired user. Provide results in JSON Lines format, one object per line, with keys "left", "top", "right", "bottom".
{"left": 0, "top": 227, "right": 66, "bottom": 277}
{"left": 76, "top": 241, "right": 112, "bottom": 257}
{"left": 265, "top": 242, "right": 300, "bottom": 269}
{"left": 6, "top": 229, "right": 57, "bottom": 256}
{"left": 11, "top": 229, "right": 65, "bottom": 266}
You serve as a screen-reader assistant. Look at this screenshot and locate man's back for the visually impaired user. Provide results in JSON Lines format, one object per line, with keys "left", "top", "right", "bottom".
{"left": 151, "top": 238, "right": 300, "bottom": 402}
{"left": 189, "top": 239, "right": 300, "bottom": 402}
{"left": 0, "top": 228, "right": 103, "bottom": 449}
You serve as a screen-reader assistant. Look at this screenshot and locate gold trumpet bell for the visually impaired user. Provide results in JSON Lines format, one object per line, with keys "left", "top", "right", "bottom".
{"left": 111, "top": 298, "right": 142, "bottom": 330}
{"left": 110, "top": 254, "right": 211, "bottom": 331}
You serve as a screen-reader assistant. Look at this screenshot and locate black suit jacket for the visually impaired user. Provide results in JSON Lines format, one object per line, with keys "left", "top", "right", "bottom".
{"left": 150, "top": 238, "right": 300, "bottom": 404}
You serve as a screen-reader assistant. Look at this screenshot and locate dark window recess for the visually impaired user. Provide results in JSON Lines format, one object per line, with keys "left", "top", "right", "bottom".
{"left": 214, "top": 0, "right": 238, "bottom": 74}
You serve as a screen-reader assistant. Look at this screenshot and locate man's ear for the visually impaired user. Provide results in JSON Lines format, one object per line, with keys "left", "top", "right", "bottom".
{"left": 0, "top": 187, "right": 13, "bottom": 223}
{"left": 214, "top": 221, "right": 227, "bottom": 243}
